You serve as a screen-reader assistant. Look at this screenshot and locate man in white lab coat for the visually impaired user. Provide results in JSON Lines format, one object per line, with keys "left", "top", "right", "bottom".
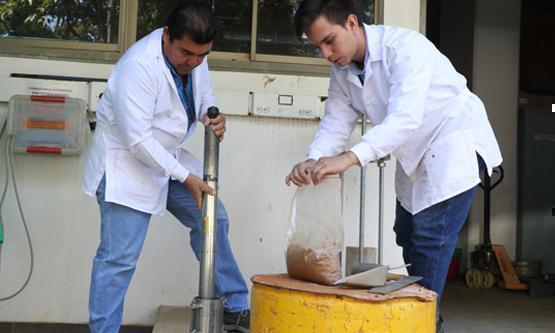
{"left": 287, "top": 0, "right": 502, "bottom": 330}
{"left": 82, "top": 3, "right": 249, "bottom": 332}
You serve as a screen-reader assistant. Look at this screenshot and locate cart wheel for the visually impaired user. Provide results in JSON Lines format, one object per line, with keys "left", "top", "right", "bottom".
{"left": 480, "top": 270, "right": 489, "bottom": 289}
{"left": 465, "top": 268, "right": 482, "bottom": 289}
{"left": 481, "top": 270, "right": 495, "bottom": 289}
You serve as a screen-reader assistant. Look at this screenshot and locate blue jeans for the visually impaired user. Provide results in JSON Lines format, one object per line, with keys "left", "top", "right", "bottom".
{"left": 393, "top": 155, "right": 486, "bottom": 306}
{"left": 89, "top": 176, "right": 249, "bottom": 333}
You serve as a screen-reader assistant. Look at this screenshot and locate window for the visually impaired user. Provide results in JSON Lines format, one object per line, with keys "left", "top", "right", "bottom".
{"left": 255, "top": 0, "right": 315, "bottom": 58}
{"left": 0, "top": 0, "right": 379, "bottom": 69}
{"left": 137, "top": 0, "right": 377, "bottom": 65}
{"left": 212, "top": 0, "right": 252, "bottom": 54}
{"left": 0, "top": 0, "right": 119, "bottom": 43}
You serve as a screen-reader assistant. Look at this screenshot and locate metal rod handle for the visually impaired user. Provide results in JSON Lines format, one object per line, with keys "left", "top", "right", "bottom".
{"left": 199, "top": 106, "right": 220, "bottom": 299}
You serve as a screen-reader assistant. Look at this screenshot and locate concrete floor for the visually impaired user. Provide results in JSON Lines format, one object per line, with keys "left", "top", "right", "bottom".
{"left": 441, "top": 281, "right": 555, "bottom": 333}
{"left": 152, "top": 306, "right": 191, "bottom": 333}
{"left": 153, "top": 306, "right": 233, "bottom": 333}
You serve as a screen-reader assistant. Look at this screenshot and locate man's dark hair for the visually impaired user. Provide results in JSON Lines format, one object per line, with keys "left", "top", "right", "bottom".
{"left": 295, "top": 0, "right": 363, "bottom": 39}
{"left": 166, "top": 1, "right": 218, "bottom": 44}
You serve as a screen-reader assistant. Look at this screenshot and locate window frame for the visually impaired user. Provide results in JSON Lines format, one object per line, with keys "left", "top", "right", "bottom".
{"left": 0, "top": 0, "right": 137, "bottom": 62}
{"left": 0, "top": 0, "right": 383, "bottom": 73}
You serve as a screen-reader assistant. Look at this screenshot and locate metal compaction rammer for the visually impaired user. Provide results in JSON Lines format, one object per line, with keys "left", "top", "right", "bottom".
{"left": 190, "top": 106, "right": 224, "bottom": 333}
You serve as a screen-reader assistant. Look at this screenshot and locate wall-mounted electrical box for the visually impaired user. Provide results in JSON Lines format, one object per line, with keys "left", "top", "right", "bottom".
{"left": 251, "top": 92, "right": 324, "bottom": 120}
{"left": 7, "top": 95, "right": 87, "bottom": 155}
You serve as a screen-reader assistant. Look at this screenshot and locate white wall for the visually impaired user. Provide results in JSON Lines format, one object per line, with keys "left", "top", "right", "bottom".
{"left": 383, "top": 0, "right": 423, "bottom": 31}
{"left": 469, "top": 0, "right": 521, "bottom": 260}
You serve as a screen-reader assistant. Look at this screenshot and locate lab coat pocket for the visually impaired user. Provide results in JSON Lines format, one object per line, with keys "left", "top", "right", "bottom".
{"left": 422, "top": 130, "right": 477, "bottom": 193}
{"left": 105, "top": 149, "right": 168, "bottom": 210}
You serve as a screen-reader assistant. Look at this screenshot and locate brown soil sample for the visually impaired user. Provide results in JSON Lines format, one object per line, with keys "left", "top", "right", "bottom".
{"left": 286, "top": 244, "right": 341, "bottom": 286}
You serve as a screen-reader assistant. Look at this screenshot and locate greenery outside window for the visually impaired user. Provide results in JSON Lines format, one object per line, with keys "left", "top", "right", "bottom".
{"left": 0, "top": 0, "right": 137, "bottom": 62}
{"left": 0, "top": 0, "right": 120, "bottom": 43}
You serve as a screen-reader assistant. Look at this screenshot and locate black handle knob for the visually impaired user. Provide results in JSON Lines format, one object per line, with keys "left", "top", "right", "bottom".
{"left": 207, "top": 106, "right": 219, "bottom": 119}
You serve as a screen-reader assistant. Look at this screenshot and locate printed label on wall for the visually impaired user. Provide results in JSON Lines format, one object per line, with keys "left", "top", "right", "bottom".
{"left": 25, "top": 80, "right": 74, "bottom": 96}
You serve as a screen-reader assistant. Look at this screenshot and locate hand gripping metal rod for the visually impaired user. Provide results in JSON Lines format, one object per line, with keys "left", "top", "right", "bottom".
{"left": 190, "top": 106, "right": 223, "bottom": 333}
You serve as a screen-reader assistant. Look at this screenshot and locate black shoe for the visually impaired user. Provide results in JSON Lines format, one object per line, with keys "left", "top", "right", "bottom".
{"left": 437, "top": 315, "right": 444, "bottom": 333}
{"left": 223, "top": 309, "right": 250, "bottom": 333}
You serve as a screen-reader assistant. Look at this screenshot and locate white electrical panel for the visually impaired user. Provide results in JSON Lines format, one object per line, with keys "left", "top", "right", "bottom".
{"left": 251, "top": 92, "right": 323, "bottom": 120}
{"left": 7, "top": 95, "right": 87, "bottom": 155}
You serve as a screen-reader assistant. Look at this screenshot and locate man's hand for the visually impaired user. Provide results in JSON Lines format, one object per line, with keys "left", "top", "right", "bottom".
{"left": 203, "top": 113, "right": 226, "bottom": 141}
{"left": 310, "top": 152, "right": 360, "bottom": 185}
{"left": 184, "top": 174, "right": 215, "bottom": 210}
{"left": 285, "top": 159, "right": 317, "bottom": 187}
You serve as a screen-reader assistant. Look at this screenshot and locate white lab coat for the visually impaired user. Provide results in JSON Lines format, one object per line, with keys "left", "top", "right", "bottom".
{"left": 82, "top": 28, "right": 216, "bottom": 215}
{"left": 307, "top": 25, "right": 502, "bottom": 214}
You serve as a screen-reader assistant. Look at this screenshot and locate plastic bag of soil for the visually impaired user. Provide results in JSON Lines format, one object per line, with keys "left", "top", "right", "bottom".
{"left": 286, "top": 176, "right": 343, "bottom": 285}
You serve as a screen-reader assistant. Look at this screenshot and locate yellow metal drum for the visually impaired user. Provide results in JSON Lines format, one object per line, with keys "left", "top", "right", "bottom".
{"left": 251, "top": 274, "right": 436, "bottom": 333}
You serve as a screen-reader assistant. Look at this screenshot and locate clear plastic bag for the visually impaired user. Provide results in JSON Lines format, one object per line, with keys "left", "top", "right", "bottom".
{"left": 286, "top": 176, "right": 343, "bottom": 285}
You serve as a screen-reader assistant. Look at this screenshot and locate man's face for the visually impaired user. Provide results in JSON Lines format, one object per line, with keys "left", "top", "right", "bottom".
{"left": 162, "top": 27, "right": 212, "bottom": 76}
{"left": 306, "top": 15, "right": 359, "bottom": 67}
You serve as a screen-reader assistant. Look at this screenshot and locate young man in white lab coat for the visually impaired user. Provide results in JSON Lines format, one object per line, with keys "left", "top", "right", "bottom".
{"left": 82, "top": 3, "right": 249, "bottom": 332}
{"left": 287, "top": 0, "right": 502, "bottom": 330}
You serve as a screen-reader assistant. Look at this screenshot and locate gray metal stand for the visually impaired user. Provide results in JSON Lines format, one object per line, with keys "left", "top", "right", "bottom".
{"left": 358, "top": 116, "right": 368, "bottom": 264}
{"left": 377, "top": 158, "right": 386, "bottom": 265}
{"left": 353, "top": 115, "right": 387, "bottom": 274}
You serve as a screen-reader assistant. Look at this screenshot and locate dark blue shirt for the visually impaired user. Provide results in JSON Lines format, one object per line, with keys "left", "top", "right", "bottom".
{"left": 163, "top": 55, "right": 196, "bottom": 129}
